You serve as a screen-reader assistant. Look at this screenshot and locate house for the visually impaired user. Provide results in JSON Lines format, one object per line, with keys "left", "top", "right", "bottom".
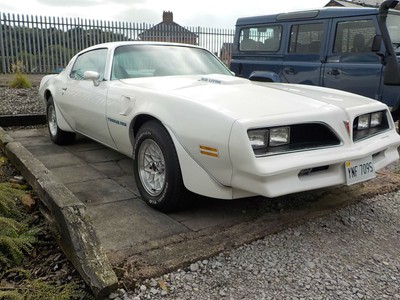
{"left": 324, "top": 0, "right": 397, "bottom": 8}
{"left": 138, "top": 11, "right": 197, "bottom": 45}
{"left": 219, "top": 42, "right": 233, "bottom": 67}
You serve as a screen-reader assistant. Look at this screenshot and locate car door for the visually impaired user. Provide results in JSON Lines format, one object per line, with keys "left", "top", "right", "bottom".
{"left": 281, "top": 21, "right": 326, "bottom": 85}
{"left": 58, "top": 48, "right": 116, "bottom": 148}
{"left": 322, "top": 17, "right": 383, "bottom": 100}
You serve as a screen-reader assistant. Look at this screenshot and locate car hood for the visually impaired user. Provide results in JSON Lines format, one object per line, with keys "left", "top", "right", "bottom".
{"left": 120, "top": 74, "right": 378, "bottom": 119}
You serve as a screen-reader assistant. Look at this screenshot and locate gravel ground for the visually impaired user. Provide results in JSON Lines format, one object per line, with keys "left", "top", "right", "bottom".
{"left": 0, "top": 87, "right": 45, "bottom": 115}
{"left": 108, "top": 192, "right": 400, "bottom": 300}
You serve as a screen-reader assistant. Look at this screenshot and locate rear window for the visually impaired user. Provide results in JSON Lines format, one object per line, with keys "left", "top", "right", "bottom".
{"left": 239, "top": 25, "right": 282, "bottom": 52}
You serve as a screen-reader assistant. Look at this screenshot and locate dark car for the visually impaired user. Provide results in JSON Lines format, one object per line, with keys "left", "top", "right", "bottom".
{"left": 231, "top": 0, "right": 400, "bottom": 122}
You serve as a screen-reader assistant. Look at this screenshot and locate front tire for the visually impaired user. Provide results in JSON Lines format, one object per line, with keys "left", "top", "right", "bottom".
{"left": 133, "top": 120, "right": 185, "bottom": 212}
{"left": 46, "top": 96, "right": 76, "bottom": 145}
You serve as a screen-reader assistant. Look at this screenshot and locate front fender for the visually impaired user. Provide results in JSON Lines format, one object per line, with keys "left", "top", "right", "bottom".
{"left": 166, "top": 126, "right": 234, "bottom": 199}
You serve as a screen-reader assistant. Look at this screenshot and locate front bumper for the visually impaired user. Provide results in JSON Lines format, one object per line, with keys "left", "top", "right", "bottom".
{"left": 229, "top": 124, "right": 400, "bottom": 199}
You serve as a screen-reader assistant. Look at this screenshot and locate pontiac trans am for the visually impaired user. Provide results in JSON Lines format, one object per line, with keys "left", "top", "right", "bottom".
{"left": 39, "top": 42, "right": 400, "bottom": 212}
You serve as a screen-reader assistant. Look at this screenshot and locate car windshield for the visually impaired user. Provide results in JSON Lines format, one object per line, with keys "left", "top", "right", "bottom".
{"left": 111, "top": 45, "right": 232, "bottom": 80}
{"left": 387, "top": 13, "right": 400, "bottom": 54}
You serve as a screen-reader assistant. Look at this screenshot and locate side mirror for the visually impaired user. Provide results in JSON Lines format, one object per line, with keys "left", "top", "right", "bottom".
{"left": 249, "top": 71, "right": 281, "bottom": 82}
{"left": 371, "top": 35, "right": 382, "bottom": 52}
{"left": 83, "top": 71, "right": 100, "bottom": 86}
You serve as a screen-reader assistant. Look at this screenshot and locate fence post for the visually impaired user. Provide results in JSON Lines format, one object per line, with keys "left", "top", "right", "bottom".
{"left": 0, "top": 12, "right": 235, "bottom": 74}
{"left": 0, "top": 12, "right": 6, "bottom": 73}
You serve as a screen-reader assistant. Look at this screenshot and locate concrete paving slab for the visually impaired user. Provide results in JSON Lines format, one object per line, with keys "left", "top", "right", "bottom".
{"left": 6, "top": 128, "right": 45, "bottom": 139}
{"left": 73, "top": 147, "right": 127, "bottom": 163}
{"left": 38, "top": 152, "right": 86, "bottom": 168}
{"left": 24, "top": 143, "right": 68, "bottom": 156}
{"left": 117, "top": 158, "right": 134, "bottom": 175}
{"left": 67, "top": 178, "right": 133, "bottom": 205}
{"left": 89, "top": 161, "right": 128, "bottom": 178}
{"left": 169, "top": 197, "right": 262, "bottom": 231}
{"left": 88, "top": 199, "right": 189, "bottom": 251}
{"left": 112, "top": 175, "right": 140, "bottom": 196}
{"left": 51, "top": 164, "right": 107, "bottom": 184}
{"left": 64, "top": 135, "right": 106, "bottom": 152}
{"left": 18, "top": 135, "right": 55, "bottom": 147}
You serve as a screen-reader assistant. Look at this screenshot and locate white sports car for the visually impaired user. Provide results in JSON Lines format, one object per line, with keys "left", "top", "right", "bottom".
{"left": 39, "top": 41, "right": 400, "bottom": 212}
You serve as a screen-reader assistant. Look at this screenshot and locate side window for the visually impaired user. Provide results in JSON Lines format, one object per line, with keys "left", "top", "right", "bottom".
{"left": 70, "top": 48, "right": 107, "bottom": 81}
{"left": 333, "top": 20, "right": 376, "bottom": 53}
{"left": 112, "top": 46, "right": 156, "bottom": 80}
{"left": 239, "top": 25, "right": 282, "bottom": 52}
{"left": 289, "top": 23, "right": 324, "bottom": 53}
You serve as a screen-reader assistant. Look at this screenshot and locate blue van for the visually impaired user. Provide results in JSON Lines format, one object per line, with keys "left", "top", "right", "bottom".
{"left": 231, "top": 0, "right": 400, "bottom": 121}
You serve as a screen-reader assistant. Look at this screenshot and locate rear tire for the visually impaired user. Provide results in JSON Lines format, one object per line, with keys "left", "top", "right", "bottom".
{"left": 133, "top": 120, "right": 185, "bottom": 212}
{"left": 46, "top": 96, "right": 76, "bottom": 145}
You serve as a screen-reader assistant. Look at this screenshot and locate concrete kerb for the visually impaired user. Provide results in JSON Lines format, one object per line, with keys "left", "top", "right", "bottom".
{"left": 0, "top": 128, "right": 118, "bottom": 298}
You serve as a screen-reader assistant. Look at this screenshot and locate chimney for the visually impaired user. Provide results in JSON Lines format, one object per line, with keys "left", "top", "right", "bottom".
{"left": 163, "top": 11, "right": 173, "bottom": 23}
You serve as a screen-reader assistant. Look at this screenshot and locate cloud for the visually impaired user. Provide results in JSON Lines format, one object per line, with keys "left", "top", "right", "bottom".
{"left": 1, "top": 0, "right": 329, "bottom": 28}
{"left": 35, "top": 0, "right": 146, "bottom": 7}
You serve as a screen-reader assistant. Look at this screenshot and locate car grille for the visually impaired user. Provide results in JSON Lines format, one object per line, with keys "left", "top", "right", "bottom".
{"left": 258, "top": 123, "right": 341, "bottom": 156}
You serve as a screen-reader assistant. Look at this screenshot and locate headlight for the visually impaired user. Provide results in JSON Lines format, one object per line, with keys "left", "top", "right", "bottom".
{"left": 269, "top": 127, "right": 290, "bottom": 146}
{"left": 353, "top": 110, "right": 390, "bottom": 142}
{"left": 357, "top": 114, "right": 370, "bottom": 130}
{"left": 370, "top": 111, "right": 383, "bottom": 127}
{"left": 248, "top": 129, "right": 269, "bottom": 150}
{"left": 248, "top": 123, "right": 341, "bottom": 156}
{"left": 248, "top": 126, "right": 291, "bottom": 150}
{"left": 356, "top": 111, "right": 384, "bottom": 130}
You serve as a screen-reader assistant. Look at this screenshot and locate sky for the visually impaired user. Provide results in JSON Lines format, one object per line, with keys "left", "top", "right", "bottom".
{"left": 1, "top": 0, "right": 331, "bottom": 28}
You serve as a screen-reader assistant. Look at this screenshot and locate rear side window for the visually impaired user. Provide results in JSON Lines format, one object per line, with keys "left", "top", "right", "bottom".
{"left": 239, "top": 25, "right": 282, "bottom": 52}
{"left": 333, "top": 20, "right": 376, "bottom": 53}
{"left": 289, "top": 23, "right": 324, "bottom": 53}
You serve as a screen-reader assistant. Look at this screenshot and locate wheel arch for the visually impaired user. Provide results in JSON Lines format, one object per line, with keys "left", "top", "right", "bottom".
{"left": 129, "top": 114, "right": 160, "bottom": 145}
{"left": 130, "top": 114, "right": 234, "bottom": 200}
{"left": 44, "top": 90, "right": 74, "bottom": 132}
{"left": 43, "top": 89, "right": 52, "bottom": 103}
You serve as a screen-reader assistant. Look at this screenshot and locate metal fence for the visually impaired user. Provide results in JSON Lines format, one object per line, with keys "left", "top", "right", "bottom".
{"left": 0, "top": 12, "right": 235, "bottom": 74}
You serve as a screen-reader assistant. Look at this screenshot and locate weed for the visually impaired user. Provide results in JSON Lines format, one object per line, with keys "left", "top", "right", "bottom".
{"left": 8, "top": 61, "right": 32, "bottom": 89}
{"left": 0, "top": 269, "right": 93, "bottom": 300}
{"left": 0, "top": 183, "right": 38, "bottom": 268}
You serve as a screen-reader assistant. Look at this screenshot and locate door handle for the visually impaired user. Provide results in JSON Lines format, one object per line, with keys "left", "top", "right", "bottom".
{"left": 327, "top": 69, "right": 340, "bottom": 76}
{"left": 284, "top": 67, "right": 296, "bottom": 75}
